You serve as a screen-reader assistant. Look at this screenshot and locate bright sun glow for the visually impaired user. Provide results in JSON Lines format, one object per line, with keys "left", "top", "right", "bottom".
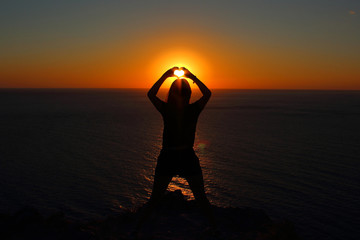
{"left": 148, "top": 49, "right": 210, "bottom": 88}
{"left": 174, "top": 69, "right": 185, "bottom": 78}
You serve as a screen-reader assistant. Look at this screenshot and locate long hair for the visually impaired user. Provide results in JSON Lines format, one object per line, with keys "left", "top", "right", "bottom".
{"left": 167, "top": 79, "right": 191, "bottom": 106}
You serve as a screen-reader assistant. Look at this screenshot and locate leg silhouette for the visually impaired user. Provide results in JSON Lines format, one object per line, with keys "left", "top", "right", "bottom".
{"left": 186, "top": 174, "right": 217, "bottom": 229}
{"left": 135, "top": 175, "right": 172, "bottom": 232}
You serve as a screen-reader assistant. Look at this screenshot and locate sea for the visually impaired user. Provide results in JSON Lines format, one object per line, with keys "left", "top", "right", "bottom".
{"left": 0, "top": 89, "right": 359, "bottom": 240}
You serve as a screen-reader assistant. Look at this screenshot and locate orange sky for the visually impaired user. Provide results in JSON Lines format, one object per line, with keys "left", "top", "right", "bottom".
{"left": 1, "top": 1, "right": 359, "bottom": 89}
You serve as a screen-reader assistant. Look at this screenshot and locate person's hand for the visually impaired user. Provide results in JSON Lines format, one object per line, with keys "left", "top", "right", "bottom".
{"left": 182, "top": 67, "right": 196, "bottom": 80}
{"left": 162, "top": 67, "right": 179, "bottom": 79}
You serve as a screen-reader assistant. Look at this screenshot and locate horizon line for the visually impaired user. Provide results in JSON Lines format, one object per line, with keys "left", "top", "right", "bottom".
{"left": 0, "top": 87, "right": 360, "bottom": 91}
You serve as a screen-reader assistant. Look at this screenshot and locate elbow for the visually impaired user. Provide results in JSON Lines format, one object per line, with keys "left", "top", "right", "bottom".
{"left": 147, "top": 90, "right": 152, "bottom": 98}
{"left": 147, "top": 90, "right": 156, "bottom": 101}
{"left": 206, "top": 89, "right": 212, "bottom": 98}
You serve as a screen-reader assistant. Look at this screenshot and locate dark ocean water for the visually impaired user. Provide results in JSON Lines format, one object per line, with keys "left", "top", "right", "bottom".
{"left": 0, "top": 89, "right": 359, "bottom": 239}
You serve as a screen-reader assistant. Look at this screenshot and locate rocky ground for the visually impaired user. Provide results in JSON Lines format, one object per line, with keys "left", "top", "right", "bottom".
{"left": 0, "top": 190, "right": 300, "bottom": 240}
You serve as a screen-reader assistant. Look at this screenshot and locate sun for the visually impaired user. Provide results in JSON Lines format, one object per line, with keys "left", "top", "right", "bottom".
{"left": 174, "top": 69, "right": 185, "bottom": 78}
{"left": 147, "top": 49, "right": 210, "bottom": 88}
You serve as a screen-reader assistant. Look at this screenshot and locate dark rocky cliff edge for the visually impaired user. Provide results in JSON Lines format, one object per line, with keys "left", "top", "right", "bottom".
{"left": 0, "top": 190, "right": 300, "bottom": 240}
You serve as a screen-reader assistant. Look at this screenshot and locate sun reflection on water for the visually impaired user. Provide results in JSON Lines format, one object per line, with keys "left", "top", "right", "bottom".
{"left": 168, "top": 176, "right": 195, "bottom": 200}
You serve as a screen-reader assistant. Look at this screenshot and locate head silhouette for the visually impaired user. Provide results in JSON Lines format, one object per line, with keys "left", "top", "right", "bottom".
{"left": 167, "top": 79, "right": 191, "bottom": 106}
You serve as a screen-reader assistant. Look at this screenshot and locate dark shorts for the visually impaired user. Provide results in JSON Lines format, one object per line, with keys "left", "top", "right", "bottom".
{"left": 155, "top": 148, "right": 202, "bottom": 177}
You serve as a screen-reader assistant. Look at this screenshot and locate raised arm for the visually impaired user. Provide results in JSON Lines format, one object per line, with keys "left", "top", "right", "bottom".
{"left": 183, "top": 67, "right": 211, "bottom": 110}
{"left": 148, "top": 67, "right": 178, "bottom": 112}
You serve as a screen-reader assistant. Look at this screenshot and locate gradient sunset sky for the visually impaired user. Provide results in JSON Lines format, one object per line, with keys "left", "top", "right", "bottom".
{"left": 1, "top": 0, "right": 359, "bottom": 89}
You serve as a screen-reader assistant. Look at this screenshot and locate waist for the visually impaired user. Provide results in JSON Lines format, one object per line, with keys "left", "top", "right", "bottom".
{"left": 162, "top": 145, "right": 193, "bottom": 151}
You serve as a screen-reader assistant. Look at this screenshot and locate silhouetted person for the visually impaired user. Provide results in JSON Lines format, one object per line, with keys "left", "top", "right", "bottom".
{"left": 135, "top": 67, "right": 216, "bottom": 235}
